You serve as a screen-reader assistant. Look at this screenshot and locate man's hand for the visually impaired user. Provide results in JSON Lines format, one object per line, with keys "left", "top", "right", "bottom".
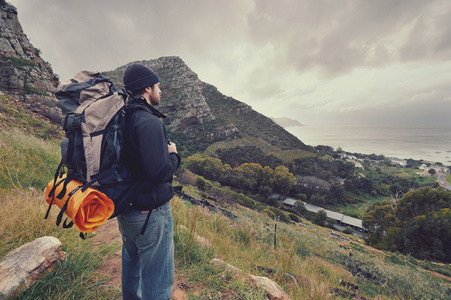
{"left": 168, "top": 141, "right": 177, "bottom": 154}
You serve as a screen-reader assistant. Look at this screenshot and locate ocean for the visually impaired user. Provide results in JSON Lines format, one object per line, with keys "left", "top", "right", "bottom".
{"left": 285, "top": 124, "right": 451, "bottom": 166}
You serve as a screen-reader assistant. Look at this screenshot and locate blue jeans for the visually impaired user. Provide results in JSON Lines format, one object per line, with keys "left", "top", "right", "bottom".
{"left": 117, "top": 202, "right": 174, "bottom": 300}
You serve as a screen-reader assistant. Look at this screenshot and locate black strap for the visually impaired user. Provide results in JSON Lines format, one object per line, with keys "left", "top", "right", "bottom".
{"left": 140, "top": 210, "right": 152, "bottom": 235}
{"left": 45, "top": 176, "right": 66, "bottom": 220}
{"left": 47, "top": 160, "right": 64, "bottom": 199}
{"left": 63, "top": 217, "right": 73, "bottom": 228}
{"left": 56, "top": 173, "right": 76, "bottom": 200}
{"left": 81, "top": 167, "right": 116, "bottom": 192}
{"left": 56, "top": 185, "right": 81, "bottom": 227}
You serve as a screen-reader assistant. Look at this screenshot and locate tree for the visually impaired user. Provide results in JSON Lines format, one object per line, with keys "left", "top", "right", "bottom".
{"left": 395, "top": 187, "right": 451, "bottom": 223}
{"left": 315, "top": 210, "right": 327, "bottom": 226}
{"left": 363, "top": 188, "right": 451, "bottom": 262}
{"left": 363, "top": 201, "right": 396, "bottom": 246}
{"left": 233, "top": 163, "right": 263, "bottom": 192}
{"left": 428, "top": 168, "right": 436, "bottom": 176}
{"left": 403, "top": 209, "right": 451, "bottom": 261}
{"left": 273, "top": 166, "right": 296, "bottom": 195}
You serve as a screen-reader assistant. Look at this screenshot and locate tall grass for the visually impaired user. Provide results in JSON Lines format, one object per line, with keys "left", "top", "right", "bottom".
{"left": 172, "top": 196, "right": 451, "bottom": 299}
{"left": 1, "top": 129, "right": 450, "bottom": 299}
{"left": 0, "top": 188, "right": 121, "bottom": 299}
{"left": 0, "top": 130, "right": 120, "bottom": 299}
{"left": 0, "top": 129, "right": 61, "bottom": 192}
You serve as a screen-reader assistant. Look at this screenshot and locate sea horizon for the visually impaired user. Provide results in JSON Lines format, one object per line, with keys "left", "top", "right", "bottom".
{"left": 285, "top": 123, "right": 451, "bottom": 166}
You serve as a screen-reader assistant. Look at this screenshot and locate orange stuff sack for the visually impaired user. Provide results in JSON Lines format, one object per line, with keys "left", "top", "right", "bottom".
{"left": 45, "top": 176, "right": 114, "bottom": 233}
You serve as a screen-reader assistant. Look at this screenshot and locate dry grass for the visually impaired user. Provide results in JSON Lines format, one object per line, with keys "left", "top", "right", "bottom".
{"left": 1, "top": 129, "right": 450, "bottom": 299}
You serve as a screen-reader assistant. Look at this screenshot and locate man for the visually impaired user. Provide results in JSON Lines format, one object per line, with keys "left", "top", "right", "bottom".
{"left": 118, "top": 63, "right": 180, "bottom": 300}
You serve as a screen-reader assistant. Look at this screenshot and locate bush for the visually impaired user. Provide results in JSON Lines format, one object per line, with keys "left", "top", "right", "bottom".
{"left": 262, "top": 208, "right": 275, "bottom": 219}
{"left": 314, "top": 210, "right": 327, "bottom": 226}
{"left": 343, "top": 226, "right": 354, "bottom": 234}
{"left": 267, "top": 207, "right": 291, "bottom": 223}
{"left": 287, "top": 212, "right": 300, "bottom": 222}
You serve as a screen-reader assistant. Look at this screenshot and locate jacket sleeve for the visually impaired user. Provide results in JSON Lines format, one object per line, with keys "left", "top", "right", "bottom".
{"left": 132, "top": 111, "right": 180, "bottom": 184}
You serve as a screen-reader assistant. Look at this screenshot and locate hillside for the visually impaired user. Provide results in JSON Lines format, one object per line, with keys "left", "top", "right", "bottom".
{"left": 0, "top": 133, "right": 450, "bottom": 299}
{"left": 1, "top": 2, "right": 450, "bottom": 299}
{"left": 106, "top": 57, "right": 313, "bottom": 157}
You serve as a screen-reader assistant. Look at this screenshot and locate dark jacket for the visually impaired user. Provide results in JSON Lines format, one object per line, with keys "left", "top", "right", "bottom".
{"left": 124, "top": 95, "right": 180, "bottom": 209}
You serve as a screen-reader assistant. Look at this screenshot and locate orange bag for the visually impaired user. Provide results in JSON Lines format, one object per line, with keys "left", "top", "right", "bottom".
{"left": 45, "top": 176, "right": 114, "bottom": 233}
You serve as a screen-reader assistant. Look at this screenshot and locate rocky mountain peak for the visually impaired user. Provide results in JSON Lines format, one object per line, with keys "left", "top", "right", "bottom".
{"left": 0, "top": 1, "right": 59, "bottom": 121}
{"left": 107, "top": 56, "right": 215, "bottom": 132}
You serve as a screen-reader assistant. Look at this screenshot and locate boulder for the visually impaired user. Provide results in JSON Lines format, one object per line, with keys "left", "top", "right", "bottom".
{"left": 0, "top": 236, "right": 65, "bottom": 299}
{"left": 248, "top": 274, "right": 291, "bottom": 300}
{"left": 210, "top": 258, "right": 291, "bottom": 300}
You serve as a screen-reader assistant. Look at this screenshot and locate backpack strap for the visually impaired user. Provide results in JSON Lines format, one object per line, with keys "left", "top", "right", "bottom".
{"left": 45, "top": 174, "right": 66, "bottom": 220}
{"left": 140, "top": 210, "right": 153, "bottom": 235}
{"left": 46, "top": 160, "right": 65, "bottom": 200}
{"left": 55, "top": 185, "right": 82, "bottom": 227}
{"left": 61, "top": 113, "right": 85, "bottom": 182}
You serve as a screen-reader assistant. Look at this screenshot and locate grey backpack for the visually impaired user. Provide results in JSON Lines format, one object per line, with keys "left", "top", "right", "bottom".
{"left": 46, "top": 71, "right": 136, "bottom": 234}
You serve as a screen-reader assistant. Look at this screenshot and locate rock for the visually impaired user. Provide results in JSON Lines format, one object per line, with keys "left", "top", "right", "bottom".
{"left": 107, "top": 56, "right": 216, "bottom": 132}
{"left": 178, "top": 225, "right": 212, "bottom": 248}
{"left": 0, "top": 236, "right": 66, "bottom": 299}
{"left": 210, "top": 258, "right": 291, "bottom": 300}
{"left": 247, "top": 274, "right": 291, "bottom": 300}
{"left": 0, "top": 2, "right": 58, "bottom": 104}
{"left": 210, "top": 258, "right": 244, "bottom": 276}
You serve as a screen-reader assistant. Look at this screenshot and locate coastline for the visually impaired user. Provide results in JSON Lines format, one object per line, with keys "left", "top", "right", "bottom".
{"left": 285, "top": 124, "right": 451, "bottom": 166}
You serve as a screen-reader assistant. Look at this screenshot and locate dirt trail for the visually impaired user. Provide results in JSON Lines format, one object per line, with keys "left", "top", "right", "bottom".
{"left": 91, "top": 218, "right": 187, "bottom": 299}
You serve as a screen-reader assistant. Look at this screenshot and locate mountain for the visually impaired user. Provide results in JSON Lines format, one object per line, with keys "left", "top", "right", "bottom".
{"left": 0, "top": 1, "right": 59, "bottom": 123}
{"left": 106, "top": 57, "right": 312, "bottom": 156}
{"left": 0, "top": 1, "right": 312, "bottom": 158}
{"left": 271, "top": 117, "right": 304, "bottom": 128}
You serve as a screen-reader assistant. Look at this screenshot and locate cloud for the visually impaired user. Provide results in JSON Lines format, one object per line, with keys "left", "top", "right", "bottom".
{"left": 246, "top": 0, "right": 451, "bottom": 76}
{"left": 10, "top": 0, "right": 451, "bottom": 126}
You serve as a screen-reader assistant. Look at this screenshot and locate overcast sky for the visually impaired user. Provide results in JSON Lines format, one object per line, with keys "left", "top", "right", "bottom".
{"left": 10, "top": 0, "right": 451, "bottom": 125}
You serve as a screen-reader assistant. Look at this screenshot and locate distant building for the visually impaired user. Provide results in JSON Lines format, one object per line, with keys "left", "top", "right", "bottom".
{"left": 304, "top": 203, "right": 367, "bottom": 233}
{"left": 388, "top": 157, "right": 407, "bottom": 166}
{"left": 269, "top": 194, "right": 281, "bottom": 201}
{"left": 346, "top": 159, "right": 364, "bottom": 169}
{"left": 283, "top": 198, "right": 297, "bottom": 208}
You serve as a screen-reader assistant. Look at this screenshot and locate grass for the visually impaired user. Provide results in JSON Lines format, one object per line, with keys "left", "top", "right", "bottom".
{"left": 171, "top": 196, "right": 451, "bottom": 299}
{"left": 0, "top": 93, "right": 62, "bottom": 140}
{"left": 205, "top": 133, "right": 316, "bottom": 163}
{"left": 0, "top": 129, "right": 61, "bottom": 192}
{"left": 333, "top": 194, "right": 385, "bottom": 218}
{"left": 1, "top": 129, "right": 450, "bottom": 299}
{"left": 0, "top": 188, "right": 122, "bottom": 299}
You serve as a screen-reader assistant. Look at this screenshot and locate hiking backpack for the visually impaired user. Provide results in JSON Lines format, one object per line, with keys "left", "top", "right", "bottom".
{"left": 46, "top": 71, "right": 136, "bottom": 235}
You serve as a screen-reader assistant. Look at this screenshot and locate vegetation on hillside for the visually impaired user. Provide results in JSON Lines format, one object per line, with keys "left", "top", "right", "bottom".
{"left": 1, "top": 126, "right": 450, "bottom": 299}
{"left": 363, "top": 187, "right": 451, "bottom": 262}
{"left": 1, "top": 63, "right": 450, "bottom": 297}
{"left": 0, "top": 93, "right": 62, "bottom": 140}
{"left": 202, "top": 82, "right": 312, "bottom": 152}
{"left": 180, "top": 143, "right": 451, "bottom": 264}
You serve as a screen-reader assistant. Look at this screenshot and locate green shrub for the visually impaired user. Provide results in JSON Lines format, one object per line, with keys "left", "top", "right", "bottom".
{"left": 343, "top": 226, "right": 354, "bottom": 234}
{"left": 267, "top": 207, "right": 291, "bottom": 223}
{"left": 287, "top": 212, "right": 299, "bottom": 222}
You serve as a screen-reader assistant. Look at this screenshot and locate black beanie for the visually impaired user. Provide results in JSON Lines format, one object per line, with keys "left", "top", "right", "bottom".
{"left": 123, "top": 63, "right": 159, "bottom": 93}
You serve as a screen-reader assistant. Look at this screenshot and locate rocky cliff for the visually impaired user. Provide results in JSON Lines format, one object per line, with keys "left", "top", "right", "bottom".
{"left": 107, "top": 57, "right": 216, "bottom": 132}
{"left": 0, "top": 1, "right": 59, "bottom": 121}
